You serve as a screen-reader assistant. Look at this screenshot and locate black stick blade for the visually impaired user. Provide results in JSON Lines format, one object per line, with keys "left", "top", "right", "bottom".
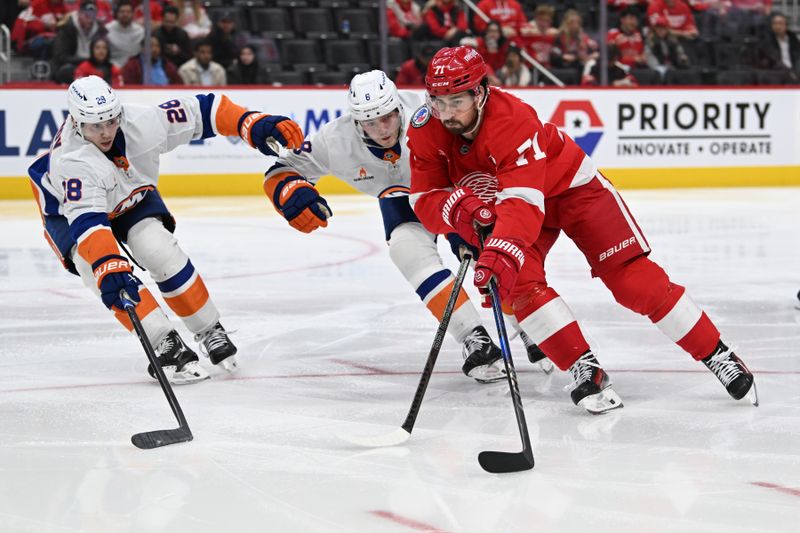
{"left": 478, "top": 450, "right": 535, "bottom": 474}
{"left": 131, "top": 428, "right": 193, "bottom": 449}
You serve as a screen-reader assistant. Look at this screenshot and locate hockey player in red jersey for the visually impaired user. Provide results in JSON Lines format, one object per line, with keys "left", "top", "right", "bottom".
{"left": 407, "top": 46, "right": 758, "bottom": 413}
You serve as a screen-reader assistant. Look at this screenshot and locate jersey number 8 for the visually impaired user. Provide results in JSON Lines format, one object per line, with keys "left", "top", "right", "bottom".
{"left": 63, "top": 178, "right": 82, "bottom": 201}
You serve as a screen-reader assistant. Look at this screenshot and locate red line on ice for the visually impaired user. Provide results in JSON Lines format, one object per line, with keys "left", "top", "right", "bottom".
{"left": 751, "top": 481, "right": 800, "bottom": 498}
{"left": 369, "top": 510, "right": 450, "bottom": 533}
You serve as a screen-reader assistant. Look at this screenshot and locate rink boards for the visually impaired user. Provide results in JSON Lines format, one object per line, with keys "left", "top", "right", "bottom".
{"left": 0, "top": 85, "right": 798, "bottom": 199}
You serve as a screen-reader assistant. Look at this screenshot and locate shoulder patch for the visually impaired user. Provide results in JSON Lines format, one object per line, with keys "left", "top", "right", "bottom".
{"left": 410, "top": 105, "right": 431, "bottom": 128}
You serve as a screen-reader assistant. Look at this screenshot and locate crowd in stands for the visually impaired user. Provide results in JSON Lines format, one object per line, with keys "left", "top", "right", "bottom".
{"left": 2, "top": 0, "right": 798, "bottom": 86}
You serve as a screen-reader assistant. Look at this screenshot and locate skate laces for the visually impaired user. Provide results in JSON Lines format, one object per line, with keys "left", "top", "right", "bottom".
{"left": 565, "top": 352, "right": 600, "bottom": 392}
{"left": 705, "top": 347, "right": 742, "bottom": 387}
{"left": 195, "top": 323, "right": 230, "bottom": 356}
{"left": 462, "top": 328, "right": 491, "bottom": 359}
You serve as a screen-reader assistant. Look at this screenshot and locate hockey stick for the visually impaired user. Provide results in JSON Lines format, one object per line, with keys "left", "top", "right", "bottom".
{"left": 337, "top": 251, "right": 473, "bottom": 447}
{"left": 120, "top": 292, "right": 193, "bottom": 449}
{"left": 476, "top": 237, "right": 534, "bottom": 473}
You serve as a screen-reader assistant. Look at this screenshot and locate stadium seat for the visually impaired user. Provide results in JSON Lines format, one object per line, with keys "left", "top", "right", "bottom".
{"left": 276, "top": 0, "right": 310, "bottom": 8}
{"left": 251, "top": 8, "right": 295, "bottom": 39}
{"left": 367, "top": 38, "right": 409, "bottom": 67}
{"left": 334, "top": 8, "right": 377, "bottom": 39}
{"left": 318, "top": 0, "right": 354, "bottom": 8}
{"left": 714, "top": 42, "right": 745, "bottom": 70}
{"left": 324, "top": 40, "right": 368, "bottom": 67}
{"left": 543, "top": 68, "right": 580, "bottom": 86}
{"left": 309, "top": 70, "right": 351, "bottom": 86}
{"left": 266, "top": 71, "right": 308, "bottom": 85}
{"left": 293, "top": 8, "right": 338, "bottom": 39}
{"left": 280, "top": 39, "right": 327, "bottom": 72}
{"left": 666, "top": 68, "right": 703, "bottom": 85}
{"left": 756, "top": 69, "right": 793, "bottom": 85}
{"left": 717, "top": 69, "right": 757, "bottom": 86}
{"left": 631, "top": 68, "right": 661, "bottom": 86}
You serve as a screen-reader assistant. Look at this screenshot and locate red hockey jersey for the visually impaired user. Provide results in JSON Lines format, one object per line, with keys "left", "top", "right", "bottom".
{"left": 408, "top": 88, "right": 596, "bottom": 248}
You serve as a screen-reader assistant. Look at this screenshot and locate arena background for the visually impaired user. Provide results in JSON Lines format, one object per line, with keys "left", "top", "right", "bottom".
{"left": 1, "top": 85, "right": 798, "bottom": 200}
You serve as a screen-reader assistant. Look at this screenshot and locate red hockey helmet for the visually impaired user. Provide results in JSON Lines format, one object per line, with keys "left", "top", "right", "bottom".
{"left": 425, "top": 46, "right": 488, "bottom": 97}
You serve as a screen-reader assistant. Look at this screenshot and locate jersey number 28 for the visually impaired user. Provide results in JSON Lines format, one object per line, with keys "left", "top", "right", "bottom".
{"left": 158, "top": 100, "right": 188, "bottom": 123}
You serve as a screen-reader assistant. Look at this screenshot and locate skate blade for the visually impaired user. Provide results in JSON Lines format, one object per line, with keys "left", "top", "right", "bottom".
{"left": 468, "top": 362, "right": 507, "bottom": 384}
{"left": 170, "top": 362, "right": 211, "bottom": 385}
{"left": 746, "top": 381, "right": 759, "bottom": 407}
{"left": 537, "top": 359, "right": 555, "bottom": 375}
{"left": 578, "top": 386, "right": 624, "bottom": 415}
{"left": 216, "top": 355, "right": 239, "bottom": 374}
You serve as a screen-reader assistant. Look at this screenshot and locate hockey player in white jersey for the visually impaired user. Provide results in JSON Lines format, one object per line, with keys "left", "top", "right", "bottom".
{"left": 29, "top": 75, "right": 304, "bottom": 384}
{"left": 263, "top": 70, "right": 551, "bottom": 382}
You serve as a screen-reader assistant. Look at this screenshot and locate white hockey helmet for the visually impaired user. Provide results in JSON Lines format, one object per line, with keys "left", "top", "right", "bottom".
{"left": 347, "top": 70, "right": 404, "bottom": 144}
{"left": 67, "top": 75, "right": 122, "bottom": 131}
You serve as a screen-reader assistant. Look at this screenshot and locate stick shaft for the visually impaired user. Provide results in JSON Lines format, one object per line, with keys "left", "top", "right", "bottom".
{"left": 401, "top": 253, "right": 472, "bottom": 433}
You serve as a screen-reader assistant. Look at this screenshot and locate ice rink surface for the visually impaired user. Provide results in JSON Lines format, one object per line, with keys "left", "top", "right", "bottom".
{"left": 1, "top": 188, "right": 798, "bottom": 533}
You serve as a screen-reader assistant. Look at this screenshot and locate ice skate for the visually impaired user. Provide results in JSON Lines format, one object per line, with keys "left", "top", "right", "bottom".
{"left": 195, "top": 322, "right": 238, "bottom": 373}
{"left": 520, "top": 331, "right": 554, "bottom": 374}
{"left": 462, "top": 325, "right": 506, "bottom": 383}
{"left": 566, "top": 351, "right": 623, "bottom": 414}
{"left": 702, "top": 341, "right": 758, "bottom": 406}
{"left": 148, "top": 330, "right": 210, "bottom": 384}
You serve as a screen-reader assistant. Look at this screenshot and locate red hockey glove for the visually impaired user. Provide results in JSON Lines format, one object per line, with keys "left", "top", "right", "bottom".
{"left": 441, "top": 187, "right": 496, "bottom": 248}
{"left": 473, "top": 237, "right": 525, "bottom": 307}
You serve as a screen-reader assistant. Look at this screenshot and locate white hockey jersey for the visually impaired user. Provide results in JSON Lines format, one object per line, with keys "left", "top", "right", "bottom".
{"left": 266, "top": 90, "right": 424, "bottom": 199}
{"left": 33, "top": 96, "right": 206, "bottom": 225}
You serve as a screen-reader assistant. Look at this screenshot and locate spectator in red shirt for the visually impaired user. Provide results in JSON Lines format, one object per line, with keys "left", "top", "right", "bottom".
{"left": 518, "top": 4, "right": 558, "bottom": 68}
{"left": 553, "top": 9, "right": 598, "bottom": 71}
{"left": 471, "top": 0, "right": 528, "bottom": 38}
{"left": 387, "top": 0, "right": 423, "bottom": 39}
{"left": 609, "top": 0, "right": 648, "bottom": 12}
{"left": 74, "top": 35, "right": 123, "bottom": 86}
{"left": 474, "top": 20, "right": 510, "bottom": 72}
{"left": 421, "top": 0, "right": 469, "bottom": 44}
{"left": 647, "top": 0, "right": 699, "bottom": 39}
{"left": 608, "top": 6, "right": 646, "bottom": 67}
{"left": 11, "top": 0, "right": 71, "bottom": 58}
{"left": 395, "top": 43, "right": 436, "bottom": 86}
{"left": 132, "top": 0, "right": 163, "bottom": 26}
{"left": 122, "top": 35, "right": 182, "bottom": 85}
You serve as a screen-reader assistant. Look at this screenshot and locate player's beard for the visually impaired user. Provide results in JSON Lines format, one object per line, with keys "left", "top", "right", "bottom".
{"left": 443, "top": 112, "right": 479, "bottom": 137}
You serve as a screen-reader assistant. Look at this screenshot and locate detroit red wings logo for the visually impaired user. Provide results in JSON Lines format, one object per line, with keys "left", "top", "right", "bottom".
{"left": 458, "top": 171, "right": 496, "bottom": 203}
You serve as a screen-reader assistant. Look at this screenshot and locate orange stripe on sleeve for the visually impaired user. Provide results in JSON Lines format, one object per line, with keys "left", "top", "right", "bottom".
{"left": 112, "top": 288, "right": 160, "bottom": 331}
{"left": 163, "top": 276, "right": 210, "bottom": 318}
{"left": 263, "top": 171, "right": 297, "bottom": 207}
{"left": 425, "top": 282, "right": 470, "bottom": 321}
{"left": 76, "top": 227, "right": 120, "bottom": 266}
{"left": 214, "top": 94, "right": 248, "bottom": 137}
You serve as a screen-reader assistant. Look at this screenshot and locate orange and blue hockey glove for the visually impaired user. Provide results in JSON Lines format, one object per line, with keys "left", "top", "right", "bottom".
{"left": 239, "top": 112, "right": 304, "bottom": 157}
{"left": 267, "top": 175, "right": 332, "bottom": 233}
{"left": 92, "top": 254, "right": 142, "bottom": 311}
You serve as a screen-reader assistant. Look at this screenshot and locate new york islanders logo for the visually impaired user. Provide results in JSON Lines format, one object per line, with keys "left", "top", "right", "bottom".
{"left": 548, "top": 101, "right": 603, "bottom": 155}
